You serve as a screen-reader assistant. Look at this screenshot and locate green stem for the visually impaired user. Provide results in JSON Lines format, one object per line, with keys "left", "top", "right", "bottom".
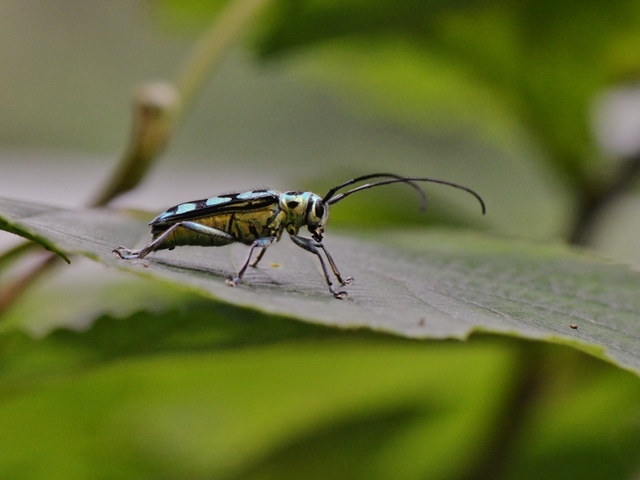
{"left": 175, "top": 0, "right": 273, "bottom": 114}
{"left": 0, "top": 252, "right": 60, "bottom": 314}
{"left": 569, "top": 153, "right": 640, "bottom": 246}
{"left": 89, "top": 82, "right": 180, "bottom": 207}
{"left": 91, "top": 0, "right": 273, "bottom": 208}
{"left": 462, "top": 342, "right": 546, "bottom": 480}
{"left": 0, "top": 242, "right": 37, "bottom": 271}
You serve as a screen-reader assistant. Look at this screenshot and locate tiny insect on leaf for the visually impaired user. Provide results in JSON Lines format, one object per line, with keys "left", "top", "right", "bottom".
{"left": 113, "top": 173, "right": 485, "bottom": 299}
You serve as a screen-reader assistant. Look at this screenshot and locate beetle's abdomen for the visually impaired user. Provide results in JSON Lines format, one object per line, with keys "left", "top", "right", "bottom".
{"left": 151, "top": 208, "right": 283, "bottom": 249}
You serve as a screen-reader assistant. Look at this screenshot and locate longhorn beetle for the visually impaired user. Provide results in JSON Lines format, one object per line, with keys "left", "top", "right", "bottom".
{"left": 113, "top": 173, "right": 486, "bottom": 298}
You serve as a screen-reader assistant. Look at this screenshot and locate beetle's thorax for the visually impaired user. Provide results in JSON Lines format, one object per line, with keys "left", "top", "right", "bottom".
{"left": 279, "top": 191, "right": 329, "bottom": 241}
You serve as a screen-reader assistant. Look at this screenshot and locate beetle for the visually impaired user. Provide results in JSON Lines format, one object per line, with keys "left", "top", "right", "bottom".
{"left": 113, "top": 173, "right": 485, "bottom": 298}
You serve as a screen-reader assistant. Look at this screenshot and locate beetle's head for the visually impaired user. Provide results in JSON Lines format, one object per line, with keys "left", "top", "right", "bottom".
{"left": 280, "top": 191, "right": 329, "bottom": 242}
{"left": 305, "top": 193, "right": 329, "bottom": 242}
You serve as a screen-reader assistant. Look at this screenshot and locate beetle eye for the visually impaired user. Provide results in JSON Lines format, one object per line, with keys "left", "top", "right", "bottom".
{"left": 314, "top": 202, "right": 325, "bottom": 218}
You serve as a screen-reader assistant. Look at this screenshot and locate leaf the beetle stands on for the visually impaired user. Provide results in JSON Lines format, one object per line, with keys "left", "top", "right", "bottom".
{"left": 1, "top": 196, "right": 639, "bottom": 375}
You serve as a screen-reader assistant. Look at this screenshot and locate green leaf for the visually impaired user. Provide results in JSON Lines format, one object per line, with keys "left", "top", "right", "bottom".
{"left": 0, "top": 200, "right": 70, "bottom": 263}
{"left": 0, "top": 259, "right": 204, "bottom": 337}
{"left": 1, "top": 196, "right": 640, "bottom": 375}
{"left": 2, "top": 308, "right": 639, "bottom": 480}
{"left": 252, "top": 0, "right": 640, "bottom": 184}
{"left": 0, "top": 298, "right": 517, "bottom": 480}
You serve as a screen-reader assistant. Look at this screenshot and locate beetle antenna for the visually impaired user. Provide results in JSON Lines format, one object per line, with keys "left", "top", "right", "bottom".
{"left": 323, "top": 174, "right": 486, "bottom": 215}
{"left": 323, "top": 173, "right": 429, "bottom": 210}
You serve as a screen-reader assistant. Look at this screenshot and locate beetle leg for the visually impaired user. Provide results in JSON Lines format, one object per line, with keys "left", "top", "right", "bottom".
{"left": 226, "top": 236, "right": 277, "bottom": 287}
{"left": 113, "top": 221, "right": 235, "bottom": 260}
{"left": 113, "top": 223, "right": 182, "bottom": 260}
{"left": 289, "top": 235, "right": 349, "bottom": 299}
{"left": 249, "top": 246, "right": 268, "bottom": 268}
{"left": 316, "top": 243, "right": 353, "bottom": 286}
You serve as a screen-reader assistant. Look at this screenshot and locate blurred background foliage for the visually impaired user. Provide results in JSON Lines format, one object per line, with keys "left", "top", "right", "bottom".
{"left": 2, "top": 0, "right": 640, "bottom": 478}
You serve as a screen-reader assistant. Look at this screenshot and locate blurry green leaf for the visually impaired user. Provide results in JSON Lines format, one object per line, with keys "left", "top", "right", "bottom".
{"left": 0, "top": 260, "right": 204, "bottom": 337}
{"left": 2, "top": 196, "right": 640, "bottom": 375}
{"left": 250, "top": 0, "right": 640, "bottom": 185}
{"left": 1, "top": 310, "right": 639, "bottom": 480}
{"left": 0, "top": 318, "right": 515, "bottom": 480}
{"left": 504, "top": 360, "right": 640, "bottom": 480}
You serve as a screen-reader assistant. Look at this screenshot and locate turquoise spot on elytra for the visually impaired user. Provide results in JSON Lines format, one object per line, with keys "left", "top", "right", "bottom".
{"left": 175, "top": 203, "right": 197, "bottom": 214}
{"left": 237, "top": 190, "right": 277, "bottom": 200}
{"left": 206, "top": 196, "right": 232, "bottom": 206}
